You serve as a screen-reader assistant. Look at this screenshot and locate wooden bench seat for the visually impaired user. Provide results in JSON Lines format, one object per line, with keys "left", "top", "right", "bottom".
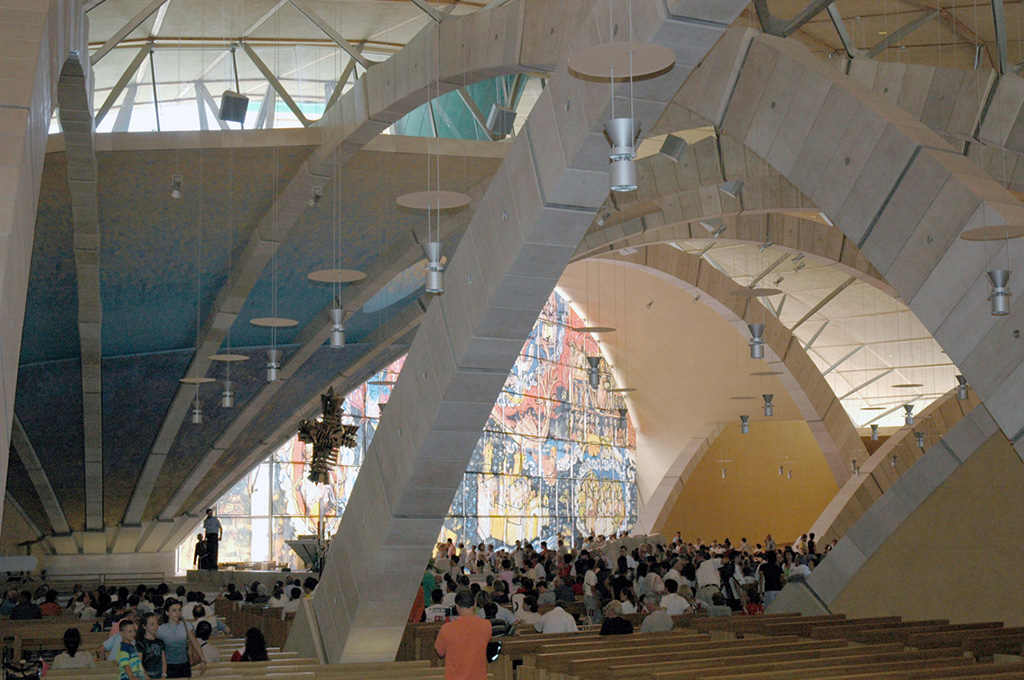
{"left": 582, "top": 640, "right": 895, "bottom": 680}
{"left": 809, "top": 619, "right": 950, "bottom": 640}
{"left": 694, "top": 652, "right": 971, "bottom": 680}
{"left": 802, "top": 661, "right": 1024, "bottom": 679}
{"left": 908, "top": 627, "right": 1024, "bottom": 650}
{"left": 48, "top": 659, "right": 437, "bottom": 679}
{"left": 846, "top": 621, "right": 1005, "bottom": 645}
{"left": 639, "top": 646, "right": 963, "bottom": 680}
{"left": 962, "top": 632, "right": 1024, "bottom": 658}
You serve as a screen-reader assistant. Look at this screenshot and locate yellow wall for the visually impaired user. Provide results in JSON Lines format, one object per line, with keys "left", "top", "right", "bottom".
{"left": 659, "top": 420, "right": 838, "bottom": 544}
{"left": 0, "top": 500, "right": 40, "bottom": 556}
{"left": 831, "top": 432, "right": 1024, "bottom": 626}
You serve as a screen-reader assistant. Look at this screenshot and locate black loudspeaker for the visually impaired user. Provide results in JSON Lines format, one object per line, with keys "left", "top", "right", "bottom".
{"left": 219, "top": 90, "right": 249, "bottom": 124}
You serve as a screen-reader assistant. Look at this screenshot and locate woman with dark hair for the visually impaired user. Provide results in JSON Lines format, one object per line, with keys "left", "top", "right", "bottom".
{"left": 231, "top": 627, "right": 269, "bottom": 662}
{"left": 52, "top": 627, "right": 95, "bottom": 669}
{"left": 157, "top": 598, "right": 204, "bottom": 677}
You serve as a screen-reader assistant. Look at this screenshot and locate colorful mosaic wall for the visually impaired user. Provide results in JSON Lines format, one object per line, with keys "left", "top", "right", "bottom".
{"left": 181, "top": 291, "right": 637, "bottom": 570}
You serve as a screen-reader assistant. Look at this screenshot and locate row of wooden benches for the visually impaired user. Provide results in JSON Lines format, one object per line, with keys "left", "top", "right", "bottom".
{"left": 47, "top": 658, "right": 444, "bottom": 680}
{"left": 487, "top": 614, "right": 1024, "bottom": 680}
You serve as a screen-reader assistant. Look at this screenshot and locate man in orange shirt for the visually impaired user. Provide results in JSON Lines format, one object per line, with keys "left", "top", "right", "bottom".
{"left": 434, "top": 589, "right": 492, "bottom": 680}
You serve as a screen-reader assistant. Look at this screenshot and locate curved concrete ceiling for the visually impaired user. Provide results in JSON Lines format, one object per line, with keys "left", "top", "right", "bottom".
{"left": 557, "top": 258, "right": 809, "bottom": 502}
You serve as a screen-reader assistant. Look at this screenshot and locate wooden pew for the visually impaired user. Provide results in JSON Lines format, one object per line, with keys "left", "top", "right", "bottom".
{"left": 962, "top": 632, "right": 1024, "bottom": 659}
{"left": 846, "top": 621, "right": 1004, "bottom": 646}
{"left": 908, "top": 627, "right": 1024, "bottom": 650}
{"left": 809, "top": 619, "right": 949, "bottom": 640}
{"left": 805, "top": 660, "right": 1024, "bottom": 679}
{"left": 569, "top": 639, "right": 864, "bottom": 680}
{"left": 48, "top": 659, "right": 436, "bottom": 679}
{"left": 683, "top": 651, "right": 971, "bottom": 680}
{"left": 643, "top": 646, "right": 965, "bottom": 680}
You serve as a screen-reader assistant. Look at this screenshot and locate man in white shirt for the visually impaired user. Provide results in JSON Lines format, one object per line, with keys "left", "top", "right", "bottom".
{"left": 659, "top": 579, "right": 691, "bottom": 616}
{"left": 534, "top": 605, "right": 578, "bottom": 634}
{"left": 424, "top": 589, "right": 449, "bottom": 622}
{"left": 281, "top": 587, "right": 302, "bottom": 619}
{"left": 664, "top": 560, "right": 684, "bottom": 587}
{"left": 695, "top": 555, "right": 722, "bottom": 606}
{"left": 640, "top": 595, "right": 673, "bottom": 633}
{"left": 441, "top": 582, "right": 458, "bottom": 607}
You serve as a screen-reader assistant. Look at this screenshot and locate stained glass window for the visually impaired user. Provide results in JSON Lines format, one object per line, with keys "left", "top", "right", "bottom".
{"left": 177, "top": 291, "right": 637, "bottom": 571}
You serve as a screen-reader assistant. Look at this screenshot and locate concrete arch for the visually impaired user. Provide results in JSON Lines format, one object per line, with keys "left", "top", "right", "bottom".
{"left": 809, "top": 389, "right": 982, "bottom": 546}
{"left": 295, "top": 0, "right": 752, "bottom": 663}
{"left": 669, "top": 29, "right": 1024, "bottom": 454}
{"left": 125, "top": 0, "right": 600, "bottom": 532}
{"left": 666, "top": 28, "right": 1024, "bottom": 621}
{"left": 0, "top": 0, "right": 88, "bottom": 542}
{"left": 610, "top": 244, "right": 866, "bottom": 520}
{"left": 573, "top": 136, "right": 891, "bottom": 291}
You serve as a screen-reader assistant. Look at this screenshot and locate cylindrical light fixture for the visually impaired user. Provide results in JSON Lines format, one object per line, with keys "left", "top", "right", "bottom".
{"left": 587, "top": 356, "right": 601, "bottom": 389}
{"left": 329, "top": 306, "right": 346, "bottom": 349}
{"left": 787, "top": 469, "right": 792, "bottom": 480}
{"left": 604, "top": 118, "right": 636, "bottom": 160}
{"left": 748, "top": 324, "right": 765, "bottom": 360}
{"left": 915, "top": 431, "right": 925, "bottom": 448}
{"left": 870, "top": 423, "right": 879, "bottom": 441}
{"left": 721, "top": 467, "right": 727, "bottom": 479}
{"left": 891, "top": 454, "right": 898, "bottom": 468}
{"left": 956, "top": 375, "right": 969, "bottom": 401}
{"left": 423, "top": 241, "right": 446, "bottom": 294}
{"left": 221, "top": 380, "right": 234, "bottom": 409}
{"left": 762, "top": 394, "right": 774, "bottom": 417}
{"left": 309, "top": 185, "right": 323, "bottom": 208}
{"left": 617, "top": 407, "right": 628, "bottom": 431}
{"left": 988, "top": 270, "right": 1011, "bottom": 316}
{"left": 609, "top": 159, "right": 637, "bottom": 192}
{"left": 739, "top": 415, "right": 749, "bottom": 434}
{"left": 851, "top": 459, "right": 858, "bottom": 474}
{"left": 171, "top": 174, "right": 183, "bottom": 199}
{"left": 778, "top": 465, "right": 784, "bottom": 477}
{"left": 903, "top": 404, "right": 914, "bottom": 426}
{"left": 266, "top": 349, "right": 281, "bottom": 382}
{"left": 191, "top": 396, "right": 203, "bottom": 424}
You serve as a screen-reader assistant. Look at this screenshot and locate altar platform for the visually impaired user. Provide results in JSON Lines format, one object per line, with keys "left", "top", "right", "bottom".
{"left": 186, "top": 568, "right": 313, "bottom": 589}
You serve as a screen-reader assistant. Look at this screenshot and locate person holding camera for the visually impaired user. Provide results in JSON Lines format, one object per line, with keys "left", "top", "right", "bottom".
{"left": 434, "top": 590, "right": 492, "bottom": 680}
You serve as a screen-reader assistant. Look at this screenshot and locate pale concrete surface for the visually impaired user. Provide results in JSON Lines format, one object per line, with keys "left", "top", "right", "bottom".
{"left": 0, "top": 0, "right": 87, "bottom": 539}
{"left": 302, "top": 0, "right": 749, "bottom": 663}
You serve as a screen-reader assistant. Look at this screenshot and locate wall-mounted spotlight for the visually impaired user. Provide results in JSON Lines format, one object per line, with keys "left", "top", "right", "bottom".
{"left": 956, "top": 375, "right": 969, "bottom": 401}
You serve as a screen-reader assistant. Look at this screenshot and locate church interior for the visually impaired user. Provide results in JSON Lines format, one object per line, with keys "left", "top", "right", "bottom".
{"left": 1, "top": 0, "right": 1024, "bottom": 673}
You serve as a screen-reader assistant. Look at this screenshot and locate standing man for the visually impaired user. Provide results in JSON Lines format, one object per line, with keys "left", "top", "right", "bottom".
{"left": 203, "top": 509, "right": 222, "bottom": 571}
{"left": 434, "top": 590, "right": 492, "bottom": 680}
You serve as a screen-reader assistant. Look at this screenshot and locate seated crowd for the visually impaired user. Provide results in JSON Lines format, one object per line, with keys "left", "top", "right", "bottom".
{"left": 420, "top": 530, "right": 833, "bottom": 635}
{"left": 0, "top": 576, "right": 316, "bottom": 678}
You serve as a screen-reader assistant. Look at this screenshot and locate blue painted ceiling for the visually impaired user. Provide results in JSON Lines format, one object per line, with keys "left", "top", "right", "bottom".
{"left": 12, "top": 137, "right": 500, "bottom": 533}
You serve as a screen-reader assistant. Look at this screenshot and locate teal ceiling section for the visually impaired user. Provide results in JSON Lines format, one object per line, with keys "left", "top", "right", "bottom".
{"left": 392, "top": 76, "right": 521, "bottom": 140}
